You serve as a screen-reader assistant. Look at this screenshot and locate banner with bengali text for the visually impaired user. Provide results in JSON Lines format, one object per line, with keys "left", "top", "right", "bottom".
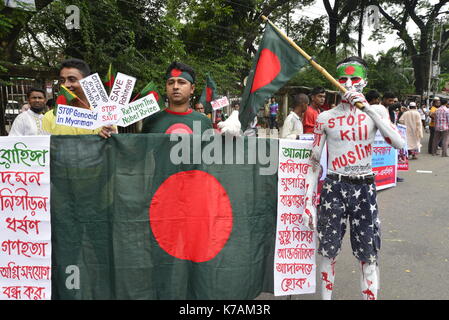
{"left": 0, "top": 136, "right": 51, "bottom": 300}
{"left": 396, "top": 124, "right": 409, "bottom": 171}
{"left": 372, "top": 130, "right": 397, "bottom": 190}
{"left": 274, "top": 139, "right": 317, "bottom": 296}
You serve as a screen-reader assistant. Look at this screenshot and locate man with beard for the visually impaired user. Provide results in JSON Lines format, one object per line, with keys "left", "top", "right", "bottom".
{"left": 9, "top": 88, "right": 47, "bottom": 136}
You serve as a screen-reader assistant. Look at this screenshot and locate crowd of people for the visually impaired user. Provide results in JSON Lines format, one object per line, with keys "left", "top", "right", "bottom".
{"left": 276, "top": 87, "right": 449, "bottom": 160}
{"left": 4, "top": 55, "right": 448, "bottom": 301}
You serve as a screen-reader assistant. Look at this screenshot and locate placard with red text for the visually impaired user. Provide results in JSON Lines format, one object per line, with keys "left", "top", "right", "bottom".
{"left": 0, "top": 136, "right": 51, "bottom": 300}
{"left": 274, "top": 139, "right": 317, "bottom": 296}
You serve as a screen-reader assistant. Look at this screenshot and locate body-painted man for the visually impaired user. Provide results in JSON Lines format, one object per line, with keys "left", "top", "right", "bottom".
{"left": 303, "top": 56, "right": 404, "bottom": 300}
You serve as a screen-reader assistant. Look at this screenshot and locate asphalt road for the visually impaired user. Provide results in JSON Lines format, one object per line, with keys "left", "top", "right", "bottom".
{"left": 257, "top": 131, "right": 449, "bottom": 300}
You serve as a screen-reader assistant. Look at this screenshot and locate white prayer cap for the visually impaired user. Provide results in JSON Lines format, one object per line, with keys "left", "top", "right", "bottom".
{"left": 409, "top": 102, "right": 416, "bottom": 107}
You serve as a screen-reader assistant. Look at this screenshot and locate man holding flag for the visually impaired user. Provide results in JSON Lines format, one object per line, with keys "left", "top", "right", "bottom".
{"left": 303, "top": 56, "right": 405, "bottom": 300}
{"left": 215, "top": 21, "right": 309, "bottom": 136}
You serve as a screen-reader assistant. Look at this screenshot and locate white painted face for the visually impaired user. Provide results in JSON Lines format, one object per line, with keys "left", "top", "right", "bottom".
{"left": 336, "top": 62, "right": 368, "bottom": 94}
{"left": 339, "top": 77, "right": 367, "bottom": 93}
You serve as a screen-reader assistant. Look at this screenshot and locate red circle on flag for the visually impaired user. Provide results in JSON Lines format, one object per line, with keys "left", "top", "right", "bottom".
{"left": 149, "top": 170, "right": 233, "bottom": 262}
{"left": 344, "top": 66, "right": 356, "bottom": 75}
{"left": 171, "top": 68, "right": 183, "bottom": 77}
{"left": 251, "top": 48, "right": 281, "bottom": 93}
{"left": 206, "top": 87, "right": 213, "bottom": 102}
{"left": 149, "top": 91, "right": 159, "bottom": 101}
{"left": 165, "top": 123, "right": 193, "bottom": 134}
{"left": 56, "top": 95, "right": 68, "bottom": 105}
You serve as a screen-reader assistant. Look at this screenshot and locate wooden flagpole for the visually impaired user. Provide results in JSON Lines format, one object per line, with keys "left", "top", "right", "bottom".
{"left": 261, "top": 15, "right": 365, "bottom": 110}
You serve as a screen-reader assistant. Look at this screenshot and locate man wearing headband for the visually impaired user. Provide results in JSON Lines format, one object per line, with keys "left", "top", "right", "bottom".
{"left": 303, "top": 56, "right": 404, "bottom": 300}
{"left": 141, "top": 61, "right": 213, "bottom": 134}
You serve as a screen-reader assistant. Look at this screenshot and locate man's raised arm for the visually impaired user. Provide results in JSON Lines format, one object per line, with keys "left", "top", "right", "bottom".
{"left": 344, "top": 91, "right": 405, "bottom": 149}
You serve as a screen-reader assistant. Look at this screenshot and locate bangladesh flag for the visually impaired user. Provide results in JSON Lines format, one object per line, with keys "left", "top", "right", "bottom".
{"left": 103, "top": 63, "right": 116, "bottom": 94}
{"left": 50, "top": 134, "right": 277, "bottom": 299}
{"left": 199, "top": 74, "right": 218, "bottom": 114}
{"left": 239, "top": 23, "right": 308, "bottom": 131}
{"left": 134, "top": 81, "right": 164, "bottom": 108}
{"left": 56, "top": 85, "right": 77, "bottom": 106}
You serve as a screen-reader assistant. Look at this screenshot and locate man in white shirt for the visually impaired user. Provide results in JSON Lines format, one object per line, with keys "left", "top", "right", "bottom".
{"left": 280, "top": 93, "right": 309, "bottom": 139}
{"left": 9, "top": 88, "right": 47, "bottom": 136}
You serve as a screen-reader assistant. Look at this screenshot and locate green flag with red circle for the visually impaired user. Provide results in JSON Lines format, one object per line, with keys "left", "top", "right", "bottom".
{"left": 199, "top": 74, "right": 218, "bottom": 114}
{"left": 133, "top": 81, "right": 164, "bottom": 108}
{"left": 239, "top": 23, "right": 308, "bottom": 131}
{"left": 50, "top": 134, "right": 277, "bottom": 299}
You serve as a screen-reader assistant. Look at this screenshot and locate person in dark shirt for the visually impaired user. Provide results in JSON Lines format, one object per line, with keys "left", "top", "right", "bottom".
{"left": 141, "top": 61, "right": 213, "bottom": 134}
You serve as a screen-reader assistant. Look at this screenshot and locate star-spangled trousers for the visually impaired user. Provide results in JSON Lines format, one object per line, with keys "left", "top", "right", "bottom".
{"left": 317, "top": 177, "right": 381, "bottom": 264}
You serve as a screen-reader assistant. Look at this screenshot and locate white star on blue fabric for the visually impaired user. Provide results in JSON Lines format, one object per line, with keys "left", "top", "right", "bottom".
{"left": 323, "top": 183, "right": 333, "bottom": 193}
{"left": 323, "top": 201, "right": 332, "bottom": 210}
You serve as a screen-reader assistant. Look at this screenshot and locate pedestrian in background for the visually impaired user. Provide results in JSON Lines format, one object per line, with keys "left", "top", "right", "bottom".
{"left": 428, "top": 97, "right": 441, "bottom": 153}
{"left": 303, "top": 86, "right": 325, "bottom": 133}
{"left": 280, "top": 93, "right": 308, "bottom": 139}
{"left": 432, "top": 98, "right": 449, "bottom": 157}
{"left": 398, "top": 102, "right": 423, "bottom": 159}
{"left": 268, "top": 96, "right": 279, "bottom": 130}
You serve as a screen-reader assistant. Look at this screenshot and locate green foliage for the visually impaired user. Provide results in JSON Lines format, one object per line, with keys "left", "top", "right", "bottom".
{"left": 362, "top": 49, "right": 415, "bottom": 96}
{"left": 3, "top": 0, "right": 446, "bottom": 99}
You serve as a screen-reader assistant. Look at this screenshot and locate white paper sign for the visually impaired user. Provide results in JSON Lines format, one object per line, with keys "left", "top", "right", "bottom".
{"left": 98, "top": 72, "right": 136, "bottom": 126}
{"left": 79, "top": 73, "right": 109, "bottom": 110}
{"left": 0, "top": 136, "right": 51, "bottom": 300}
{"left": 117, "top": 94, "right": 160, "bottom": 127}
{"left": 211, "top": 96, "right": 229, "bottom": 110}
{"left": 3, "top": 0, "right": 35, "bottom": 11}
{"left": 274, "top": 139, "right": 317, "bottom": 296}
{"left": 55, "top": 104, "right": 100, "bottom": 130}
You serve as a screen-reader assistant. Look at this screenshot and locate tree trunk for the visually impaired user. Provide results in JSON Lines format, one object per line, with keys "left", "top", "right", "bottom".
{"left": 323, "top": 0, "right": 339, "bottom": 65}
{"left": 358, "top": 0, "right": 366, "bottom": 57}
{"left": 411, "top": 54, "right": 427, "bottom": 96}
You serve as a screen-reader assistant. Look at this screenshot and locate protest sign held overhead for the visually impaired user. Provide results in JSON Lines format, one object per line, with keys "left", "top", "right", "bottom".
{"left": 211, "top": 96, "right": 230, "bottom": 111}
